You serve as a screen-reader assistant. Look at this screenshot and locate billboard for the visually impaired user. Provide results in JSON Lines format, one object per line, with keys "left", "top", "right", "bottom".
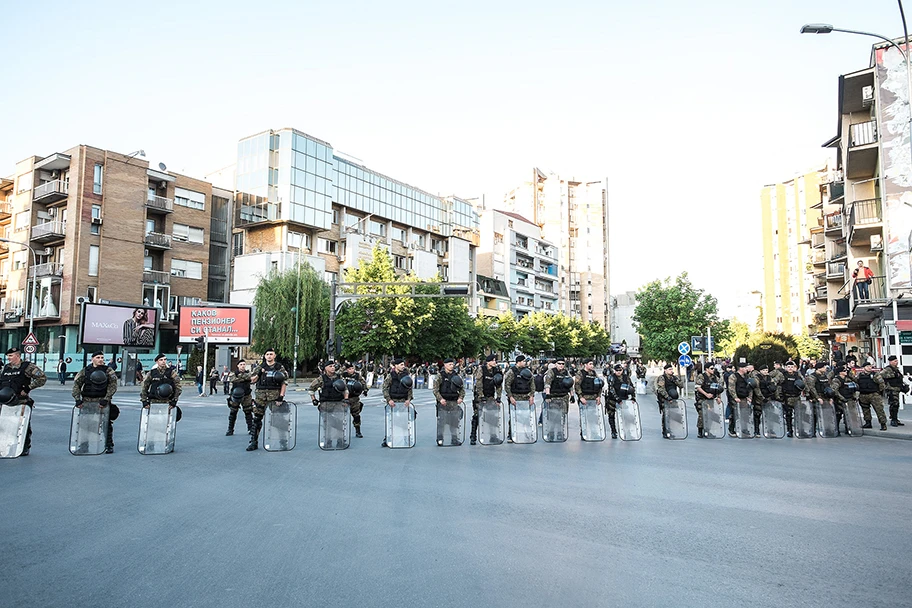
{"left": 178, "top": 305, "right": 253, "bottom": 344}
{"left": 79, "top": 303, "right": 160, "bottom": 347}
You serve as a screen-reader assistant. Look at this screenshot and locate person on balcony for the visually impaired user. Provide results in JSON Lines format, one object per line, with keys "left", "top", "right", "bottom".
{"left": 852, "top": 260, "right": 874, "bottom": 300}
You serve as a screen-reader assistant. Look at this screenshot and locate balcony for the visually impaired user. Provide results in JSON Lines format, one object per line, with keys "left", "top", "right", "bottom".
{"left": 815, "top": 284, "right": 828, "bottom": 299}
{"left": 827, "top": 241, "right": 847, "bottom": 261}
{"left": 811, "top": 232, "right": 825, "bottom": 248}
{"left": 32, "top": 179, "right": 68, "bottom": 204}
{"left": 29, "top": 263, "right": 64, "bottom": 279}
{"left": 847, "top": 121, "right": 879, "bottom": 179}
{"left": 824, "top": 212, "right": 843, "bottom": 235}
{"left": 30, "top": 220, "right": 66, "bottom": 243}
{"left": 847, "top": 198, "right": 883, "bottom": 246}
{"left": 142, "top": 269, "right": 171, "bottom": 284}
{"left": 0, "top": 277, "right": 6, "bottom": 291}
{"left": 144, "top": 231, "right": 172, "bottom": 250}
{"left": 826, "top": 261, "right": 846, "bottom": 281}
{"left": 236, "top": 201, "right": 280, "bottom": 226}
{"left": 208, "top": 263, "right": 227, "bottom": 278}
{"left": 0, "top": 202, "right": 11, "bottom": 220}
{"left": 811, "top": 249, "right": 826, "bottom": 266}
{"left": 145, "top": 195, "right": 174, "bottom": 214}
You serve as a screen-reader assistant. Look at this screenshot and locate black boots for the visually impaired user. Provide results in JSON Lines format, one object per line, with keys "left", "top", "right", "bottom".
{"left": 246, "top": 418, "right": 261, "bottom": 451}
{"left": 244, "top": 411, "right": 254, "bottom": 434}
{"left": 226, "top": 410, "right": 237, "bottom": 436}
{"left": 104, "top": 422, "right": 114, "bottom": 454}
{"left": 862, "top": 421, "right": 873, "bottom": 429}
{"left": 697, "top": 429, "right": 704, "bottom": 438}
{"left": 470, "top": 415, "right": 478, "bottom": 445}
{"left": 355, "top": 426, "right": 363, "bottom": 438}
{"left": 607, "top": 415, "right": 618, "bottom": 439}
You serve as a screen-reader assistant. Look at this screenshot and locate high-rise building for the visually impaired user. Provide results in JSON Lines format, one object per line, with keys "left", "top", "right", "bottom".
{"left": 476, "top": 209, "right": 559, "bottom": 319}
{"left": 503, "top": 168, "right": 609, "bottom": 327}
{"left": 759, "top": 168, "right": 824, "bottom": 334}
{"left": 609, "top": 291, "right": 640, "bottom": 358}
{"left": 0, "top": 145, "right": 231, "bottom": 357}
{"left": 230, "top": 128, "right": 479, "bottom": 307}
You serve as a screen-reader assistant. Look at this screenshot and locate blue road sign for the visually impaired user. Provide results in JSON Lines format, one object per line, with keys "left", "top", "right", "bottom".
{"left": 678, "top": 342, "right": 690, "bottom": 355}
{"left": 678, "top": 354, "right": 693, "bottom": 367}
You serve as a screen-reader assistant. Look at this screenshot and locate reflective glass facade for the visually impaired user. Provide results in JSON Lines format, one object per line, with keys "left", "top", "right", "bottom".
{"left": 236, "top": 128, "right": 479, "bottom": 235}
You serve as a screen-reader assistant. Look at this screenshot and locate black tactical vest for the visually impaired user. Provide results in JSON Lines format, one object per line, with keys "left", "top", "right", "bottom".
{"left": 579, "top": 372, "right": 598, "bottom": 395}
{"left": 782, "top": 373, "right": 801, "bottom": 397}
{"left": 510, "top": 366, "right": 532, "bottom": 395}
{"left": 389, "top": 370, "right": 409, "bottom": 400}
{"left": 257, "top": 364, "right": 283, "bottom": 390}
{"left": 149, "top": 367, "right": 175, "bottom": 399}
{"left": 857, "top": 373, "right": 878, "bottom": 394}
{"left": 549, "top": 372, "right": 571, "bottom": 397}
{"left": 439, "top": 371, "right": 461, "bottom": 400}
{"left": 734, "top": 374, "right": 751, "bottom": 398}
{"left": 82, "top": 365, "right": 109, "bottom": 399}
{"left": 0, "top": 364, "right": 29, "bottom": 395}
{"left": 320, "top": 373, "right": 345, "bottom": 402}
{"left": 482, "top": 367, "right": 497, "bottom": 398}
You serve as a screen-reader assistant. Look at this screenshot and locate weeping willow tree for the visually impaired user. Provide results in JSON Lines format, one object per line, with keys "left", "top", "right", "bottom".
{"left": 251, "top": 262, "right": 330, "bottom": 369}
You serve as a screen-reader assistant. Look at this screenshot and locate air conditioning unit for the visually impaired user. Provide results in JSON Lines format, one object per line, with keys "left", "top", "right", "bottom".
{"left": 40, "top": 247, "right": 52, "bottom": 256}
{"left": 862, "top": 86, "right": 874, "bottom": 108}
{"left": 50, "top": 170, "right": 59, "bottom": 179}
{"left": 91, "top": 217, "right": 102, "bottom": 225}
{"left": 871, "top": 234, "right": 884, "bottom": 251}
{"left": 160, "top": 181, "right": 167, "bottom": 189}
{"left": 75, "top": 296, "right": 88, "bottom": 305}
{"left": 47, "top": 207, "right": 57, "bottom": 217}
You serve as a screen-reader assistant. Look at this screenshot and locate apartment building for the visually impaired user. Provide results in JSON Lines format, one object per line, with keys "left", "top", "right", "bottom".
{"left": 475, "top": 274, "right": 511, "bottom": 318}
{"left": 229, "top": 129, "right": 479, "bottom": 308}
{"left": 609, "top": 291, "right": 641, "bottom": 358}
{"left": 813, "top": 39, "right": 912, "bottom": 367}
{"left": 476, "top": 209, "right": 559, "bottom": 318}
{"left": 503, "top": 168, "right": 609, "bottom": 327}
{"left": 0, "top": 146, "right": 231, "bottom": 355}
{"left": 759, "top": 168, "right": 824, "bottom": 334}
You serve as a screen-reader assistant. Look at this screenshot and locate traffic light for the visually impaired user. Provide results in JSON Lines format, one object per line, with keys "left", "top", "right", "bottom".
{"left": 194, "top": 335, "right": 205, "bottom": 351}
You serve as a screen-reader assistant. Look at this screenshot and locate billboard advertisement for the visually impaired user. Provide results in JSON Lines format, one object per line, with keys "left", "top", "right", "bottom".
{"left": 178, "top": 305, "right": 253, "bottom": 344}
{"left": 79, "top": 303, "right": 160, "bottom": 347}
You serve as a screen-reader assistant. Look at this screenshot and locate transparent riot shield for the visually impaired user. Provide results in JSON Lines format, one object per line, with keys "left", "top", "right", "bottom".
{"left": 663, "top": 399, "right": 688, "bottom": 439}
{"left": 578, "top": 398, "right": 606, "bottom": 442}
{"left": 69, "top": 403, "right": 110, "bottom": 456}
{"left": 478, "top": 397, "right": 505, "bottom": 445}
{"left": 733, "top": 401, "right": 754, "bottom": 439}
{"left": 794, "top": 400, "right": 815, "bottom": 439}
{"left": 701, "top": 399, "right": 726, "bottom": 439}
{"left": 463, "top": 375, "right": 475, "bottom": 395}
{"left": 317, "top": 401, "right": 347, "bottom": 451}
{"left": 616, "top": 399, "right": 642, "bottom": 441}
{"left": 815, "top": 400, "right": 838, "bottom": 438}
{"left": 542, "top": 398, "right": 569, "bottom": 442}
{"left": 0, "top": 403, "right": 30, "bottom": 458}
{"left": 385, "top": 404, "right": 416, "bottom": 448}
{"left": 138, "top": 403, "right": 177, "bottom": 455}
{"left": 366, "top": 372, "right": 375, "bottom": 389}
{"left": 636, "top": 380, "right": 646, "bottom": 395}
{"left": 761, "top": 401, "right": 785, "bottom": 439}
{"left": 844, "top": 401, "right": 864, "bottom": 436}
{"left": 264, "top": 401, "right": 297, "bottom": 452}
{"left": 415, "top": 375, "right": 426, "bottom": 390}
{"left": 509, "top": 398, "right": 537, "bottom": 444}
{"left": 436, "top": 400, "right": 465, "bottom": 447}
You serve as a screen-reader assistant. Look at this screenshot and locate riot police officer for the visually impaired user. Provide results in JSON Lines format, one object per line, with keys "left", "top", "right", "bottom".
{"left": 382, "top": 358, "right": 413, "bottom": 447}
{"left": 72, "top": 350, "right": 119, "bottom": 453}
{"left": 655, "top": 364, "right": 685, "bottom": 438}
{"left": 880, "top": 355, "right": 907, "bottom": 427}
{"left": 140, "top": 353, "right": 182, "bottom": 424}
{"left": 471, "top": 354, "right": 503, "bottom": 445}
{"left": 830, "top": 365, "right": 858, "bottom": 435}
{"left": 693, "top": 364, "right": 723, "bottom": 438}
{"left": 341, "top": 361, "right": 368, "bottom": 438}
{"left": 504, "top": 355, "right": 534, "bottom": 442}
{"left": 856, "top": 361, "right": 888, "bottom": 431}
{"left": 726, "top": 362, "right": 753, "bottom": 437}
{"left": 433, "top": 357, "right": 465, "bottom": 445}
{"left": 0, "top": 347, "right": 47, "bottom": 456}
{"left": 225, "top": 360, "right": 254, "bottom": 436}
{"left": 542, "top": 359, "right": 573, "bottom": 439}
{"left": 574, "top": 358, "right": 604, "bottom": 440}
{"left": 247, "top": 348, "right": 288, "bottom": 451}
{"left": 779, "top": 360, "right": 804, "bottom": 437}
{"left": 751, "top": 365, "right": 777, "bottom": 436}
{"left": 603, "top": 364, "right": 633, "bottom": 439}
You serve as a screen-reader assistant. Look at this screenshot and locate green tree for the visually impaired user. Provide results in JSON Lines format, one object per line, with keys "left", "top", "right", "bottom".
{"left": 632, "top": 273, "right": 728, "bottom": 361}
{"left": 718, "top": 319, "right": 752, "bottom": 357}
{"left": 251, "top": 262, "right": 330, "bottom": 370}
{"left": 794, "top": 333, "right": 825, "bottom": 360}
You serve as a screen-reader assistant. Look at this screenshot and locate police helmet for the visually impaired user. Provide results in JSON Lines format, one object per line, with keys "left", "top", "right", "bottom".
{"left": 332, "top": 379, "right": 347, "bottom": 394}
{"left": 846, "top": 382, "right": 858, "bottom": 391}
{"left": 592, "top": 377, "right": 604, "bottom": 391}
{"left": 519, "top": 368, "right": 533, "bottom": 380}
{"left": 155, "top": 384, "right": 174, "bottom": 399}
{"left": 746, "top": 377, "right": 758, "bottom": 389}
{"left": 492, "top": 372, "right": 504, "bottom": 385}
{"left": 272, "top": 371, "right": 287, "bottom": 383}
{"left": 0, "top": 386, "right": 15, "bottom": 405}
{"left": 823, "top": 386, "right": 835, "bottom": 398}
{"left": 450, "top": 375, "right": 464, "bottom": 388}
{"left": 794, "top": 378, "right": 806, "bottom": 390}
{"left": 230, "top": 386, "right": 246, "bottom": 401}
{"left": 400, "top": 376, "right": 413, "bottom": 389}
{"left": 346, "top": 379, "right": 364, "bottom": 397}
{"left": 561, "top": 376, "right": 575, "bottom": 389}
{"left": 89, "top": 369, "right": 108, "bottom": 385}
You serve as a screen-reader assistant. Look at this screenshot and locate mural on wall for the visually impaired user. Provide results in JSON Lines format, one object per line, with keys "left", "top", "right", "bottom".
{"left": 874, "top": 43, "right": 912, "bottom": 289}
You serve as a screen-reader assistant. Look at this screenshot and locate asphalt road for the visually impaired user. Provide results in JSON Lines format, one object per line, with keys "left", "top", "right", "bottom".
{"left": 3, "top": 383, "right": 910, "bottom": 608}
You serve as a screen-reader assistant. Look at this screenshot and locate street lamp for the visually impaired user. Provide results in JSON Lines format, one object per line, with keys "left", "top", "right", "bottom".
{"left": 0, "top": 237, "right": 38, "bottom": 338}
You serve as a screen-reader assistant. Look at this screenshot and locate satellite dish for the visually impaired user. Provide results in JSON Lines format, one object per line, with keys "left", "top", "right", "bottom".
{"left": 158, "top": 162, "right": 167, "bottom": 172}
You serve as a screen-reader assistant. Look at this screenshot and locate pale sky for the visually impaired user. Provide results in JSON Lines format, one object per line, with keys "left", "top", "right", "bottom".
{"left": 2, "top": 1, "right": 907, "bottom": 318}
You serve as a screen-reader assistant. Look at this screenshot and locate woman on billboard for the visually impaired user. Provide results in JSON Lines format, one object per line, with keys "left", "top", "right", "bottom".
{"left": 123, "top": 308, "right": 156, "bottom": 347}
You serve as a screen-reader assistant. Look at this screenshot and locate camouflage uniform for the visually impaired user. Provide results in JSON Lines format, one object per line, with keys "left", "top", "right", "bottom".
{"left": 751, "top": 370, "right": 778, "bottom": 434}
{"left": 655, "top": 372, "right": 685, "bottom": 436}
{"left": 855, "top": 369, "right": 888, "bottom": 428}
{"left": 341, "top": 369, "right": 368, "bottom": 433}
{"left": 381, "top": 368, "right": 414, "bottom": 447}
{"left": 879, "top": 364, "right": 906, "bottom": 424}
{"left": 246, "top": 362, "right": 288, "bottom": 450}
{"left": 542, "top": 368, "right": 572, "bottom": 412}
{"left": 830, "top": 374, "right": 858, "bottom": 433}
{"left": 0, "top": 359, "right": 47, "bottom": 454}
{"left": 72, "top": 364, "right": 119, "bottom": 451}
{"left": 726, "top": 371, "right": 753, "bottom": 435}
{"left": 472, "top": 364, "right": 503, "bottom": 443}
{"left": 693, "top": 370, "right": 721, "bottom": 433}
{"left": 434, "top": 367, "right": 466, "bottom": 444}
{"left": 225, "top": 368, "right": 254, "bottom": 435}
{"left": 140, "top": 366, "right": 183, "bottom": 404}
{"left": 603, "top": 371, "right": 632, "bottom": 437}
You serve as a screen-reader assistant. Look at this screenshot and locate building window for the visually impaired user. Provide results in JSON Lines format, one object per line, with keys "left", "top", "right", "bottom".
{"left": 318, "top": 238, "right": 337, "bottom": 254}
{"left": 88, "top": 245, "right": 99, "bottom": 276}
{"left": 394, "top": 255, "right": 406, "bottom": 269}
{"left": 332, "top": 209, "right": 340, "bottom": 225}
{"left": 369, "top": 219, "right": 386, "bottom": 237}
{"left": 174, "top": 187, "right": 206, "bottom": 211}
{"left": 394, "top": 227, "right": 406, "bottom": 243}
{"left": 324, "top": 271, "right": 338, "bottom": 283}
{"left": 17, "top": 173, "right": 32, "bottom": 193}
{"left": 93, "top": 164, "right": 103, "bottom": 195}
{"left": 232, "top": 232, "right": 244, "bottom": 257}
{"left": 173, "top": 223, "right": 204, "bottom": 244}
{"left": 86, "top": 286, "right": 97, "bottom": 303}
{"left": 14, "top": 211, "right": 29, "bottom": 232}
{"left": 171, "top": 259, "right": 203, "bottom": 279}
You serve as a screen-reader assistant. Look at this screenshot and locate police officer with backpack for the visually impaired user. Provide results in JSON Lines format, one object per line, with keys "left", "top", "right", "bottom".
{"left": 72, "top": 350, "right": 119, "bottom": 453}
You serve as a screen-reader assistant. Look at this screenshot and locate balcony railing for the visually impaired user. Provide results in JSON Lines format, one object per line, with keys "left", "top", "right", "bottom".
{"left": 0, "top": 202, "right": 11, "bottom": 219}
{"left": 815, "top": 285, "right": 828, "bottom": 299}
{"left": 236, "top": 202, "right": 280, "bottom": 225}
{"left": 32, "top": 179, "right": 68, "bottom": 202}
{"left": 811, "top": 249, "right": 827, "bottom": 265}
{"left": 811, "top": 232, "right": 825, "bottom": 248}
{"left": 850, "top": 121, "right": 878, "bottom": 147}
{"left": 824, "top": 213, "right": 843, "bottom": 233}
{"left": 144, "top": 231, "right": 172, "bottom": 249}
{"left": 848, "top": 198, "right": 882, "bottom": 227}
{"left": 851, "top": 275, "right": 888, "bottom": 305}
{"left": 142, "top": 269, "right": 171, "bottom": 284}
{"left": 30, "top": 220, "right": 66, "bottom": 242}
{"left": 29, "top": 262, "right": 64, "bottom": 279}
{"left": 145, "top": 195, "right": 174, "bottom": 213}
{"left": 826, "top": 261, "right": 846, "bottom": 279}
{"left": 827, "top": 242, "right": 847, "bottom": 261}
{"left": 208, "top": 263, "right": 227, "bottom": 278}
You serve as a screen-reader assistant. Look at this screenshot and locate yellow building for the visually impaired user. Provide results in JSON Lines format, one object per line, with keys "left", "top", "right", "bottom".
{"left": 760, "top": 169, "right": 825, "bottom": 334}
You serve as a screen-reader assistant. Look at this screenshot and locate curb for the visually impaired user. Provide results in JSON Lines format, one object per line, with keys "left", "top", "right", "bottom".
{"left": 864, "top": 429, "right": 912, "bottom": 440}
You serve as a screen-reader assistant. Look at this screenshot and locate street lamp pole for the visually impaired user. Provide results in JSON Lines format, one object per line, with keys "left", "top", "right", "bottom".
{"left": 0, "top": 237, "right": 38, "bottom": 338}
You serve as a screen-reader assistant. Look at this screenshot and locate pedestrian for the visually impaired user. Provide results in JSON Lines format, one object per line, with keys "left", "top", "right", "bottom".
{"left": 225, "top": 360, "right": 254, "bottom": 436}
{"left": 57, "top": 358, "right": 67, "bottom": 385}
{"left": 879, "top": 355, "right": 907, "bottom": 426}
{"left": 195, "top": 365, "right": 204, "bottom": 397}
{"left": 221, "top": 365, "right": 230, "bottom": 394}
{"left": 381, "top": 358, "right": 413, "bottom": 448}
{"left": 340, "top": 361, "right": 368, "bottom": 438}
{"left": 135, "top": 359, "right": 144, "bottom": 384}
{"left": 655, "top": 363, "right": 685, "bottom": 439}
{"left": 72, "top": 351, "right": 119, "bottom": 453}
{"left": 246, "top": 348, "right": 288, "bottom": 451}
{"left": 856, "top": 361, "right": 888, "bottom": 431}
{"left": 0, "top": 347, "right": 47, "bottom": 456}
{"left": 208, "top": 367, "right": 219, "bottom": 395}
{"left": 852, "top": 260, "right": 874, "bottom": 300}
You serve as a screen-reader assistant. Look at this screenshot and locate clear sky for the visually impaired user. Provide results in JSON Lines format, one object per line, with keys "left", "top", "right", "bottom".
{"left": 2, "top": 1, "right": 908, "bottom": 319}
